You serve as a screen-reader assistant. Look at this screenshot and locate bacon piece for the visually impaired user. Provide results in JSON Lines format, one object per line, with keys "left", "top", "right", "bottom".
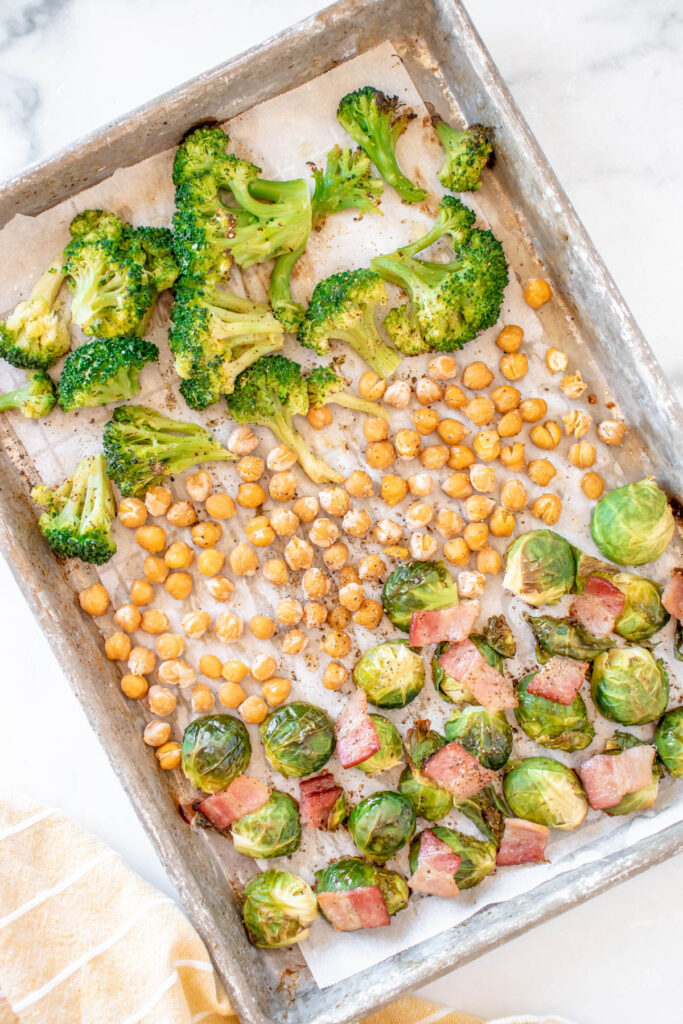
{"left": 409, "top": 829, "right": 461, "bottom": 898}
{"left": 438, "top": 639, "right": 517, "bottom": 711}
{"left": 336, "top": 688, "right": 381, "bottom": 769}
{"left": 423, "top": 741, "right": 498, "bottom": 800}
{"left": 299, "top": 773, "right": 344, "bottom": 830}
{"left": 578, "top": 745, "right": 655, "bottom": 811}
{"left": 197, "top": 776, "right": 270, "bottom": 831}
{"left": 496, "top": 818, "right": 549, "bottom": 866}
{"left": 526, "top": 655, "right": 589, "bottom": 705}
{"left": 317, "top": 886, "right": 390, "bottom": 931}
{"left": 570, "top": 576, "right": 626, "bottom": 638}
{"left": 662, "top": 570, "right": 683, "bottom": 621}
{"left": 409, "top": 599, "right": 480, "bottom": 647}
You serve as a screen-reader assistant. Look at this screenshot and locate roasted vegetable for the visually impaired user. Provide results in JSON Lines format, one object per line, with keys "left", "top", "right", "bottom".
{"left": 353, "top": 640, "right": 425, "bottom": 708}
{"left": 181, "top": 714, "right": 251, "bottom": 793}
{"left": 260, "top": 702, "right": 336, "bottom": 778}
{"left": 655, "top": 707, "right": 683, "bottom": 778}
{"left": 31, "top": 454, "right": 116, "bottom": 564}
{"left": 432, "top": 116, "right": 493, "bottom": 193}
{"left": 242, "top": 870, "right": 318, "bottom": 948}
{"left": 57, "top": 336, "right": 158, "bottom": 411}
{"left": 0, "top": 262, "right": 69, "bottom": 369}
{"left": 398, "top": 766, "right": 453, "bottom": 821}
{"left": 503, "top": 757, "right": 588, "bottom": 831}
{"left": 315, "top": 857, "right": 409, "bottom": 916}
{"left": 231, "top": 791, "right": 301, "bottom": 858}
{"left": 0, "top": 370, "right": 56, "bottom": 418}
{"left": 348, "top": 791, "right": 416, "bottom": 864}
{"left": 409, "top": 826, "right": 496, "bottom": 890}
{"left": 514, "top": 673, "right": 595, "bottom": 751}
{"left": 525, "top": 614, "right": 612, "bottom": 664}
{"left": 444, "top": 705, "right": 513, "bottom": 770}
{"left": 503, "top": 530, "right": 576, "bottom": 607}
{"left": 382, "top": 559, "right": 459, "bottom": 632}
{"left": 590, "top": 477, "right": 674, "bottom": 566}
{"left": 591, "top": 647, "right": 669, "bottom": 726}
{"left": 356, "top": 715, "right": 403, "bottom": 775}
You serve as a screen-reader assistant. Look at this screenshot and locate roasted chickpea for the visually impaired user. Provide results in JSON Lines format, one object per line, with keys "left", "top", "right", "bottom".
{"left": 530, "top": 421, "right": 561, "bottom": 450}
{"left": 407, "top": 472, "right": 434, "bottom": 497}
{"left": 464, "top": 522, "right": 489, "bottom": 551}
{"left": 383, "top": 380, "right": 411, "bottom": 409}
{"left": 128, "top": 645, "right": 155, "bottom": 676}
{"left": 381, "top": 474, "right": 408, "bottom": 507}
{"left": 143, "top": 555, "right": 169, "bottom": 584}
{"left": 546, "top": 347, "right": 568, "bottom": 374}
{"left": 354, "top": 598, "right": 385, "bottom": 630}
{"left": 323, "top": 541, "right": 349, "bottom": 571}
{"left": 190, "top": 521, "right": 222, "bottom": 549}
{"left": 135, "top": 524, "right": 166, "bottom": 553}
{"left": 359, "top": 370, "right": 387, "bottom": 401}
{"left": 560, "top": 371, "right": 587, "bottom": 399}
{"left": 382, "top": 545, "right": 409, "bottom": 560}
{"left": 458, "top": 570, "right": 486, "bottom": 599}
{"left": 491, "top": 384, "right": 520, "bottom": 414}
{"left": 164, "top": 572, "right": 193, "bottom": 601}
{"left": 182, "top": 610, "right": 212, "bottom": 639}
{"left": 462, "top": 361, "right": 494, "bottom": 390}
{"left": 130, "top": 578, "right": 154, "bottom": 606}
{"left": 239, "top": 694, "right": 269, "bottom": 724}
{"left": 339, "top": 565, "right": 361, "bottom": 588}
{"left": 473, "top": 430, "right": 501, "bottom": 461}
{"left": 292, "top": 496, "right": 319, "bottom": 524}
{"left": 244, "top": 517, "right": 275, "bottom": 548}
{"left": 477, "top": 545, "right": 502, "bottom": 574}
{"left": 374, "top": 519, "right": 402, "bottom": 545}
{"left": 149, "top": 685, "right": 177, "bottom": 717}
{"left": 222, "top": 659, "right": 249, "bottom": 683}
{"left": 205, "top": 492, "right": 236, "bottom": 520}
{"left": 581, "top": 472, "right": 605, "bottom": 500}
{"left": 500, "top": 478, "right": 528, "bottom": 511}
{"left": 236, "top": 482, "right": 266, "bottom": 509}
{"left": 500, "top": 352, "right": 529, "bottom": 382}
{"left": 166, "top": 501, "right": 196, "bottom": 528}
{"left": 145, "top": 486, "right": 172, "bottom": 517}
{"left": 496, "top": 324, "right": 524, "bottom": 353}
{"left": 267, "top": 444, "right": 297, "bottom": 472}
{"left": 199, "top": 654, "right": 223, "bottom": 679}
{"left": 307, "top": 405, "right": 333, "bottom": 430}
{"left": 276, "top": 598, "right": 304, "bottom": 626}
{"left": 345, "top": 470, "right": 374, "bottom": 498}
{"left": 444, "top": 383, "right": 467, "bottom": 410}
{"left": 415, "top": 376, "right": 442, "bottom": 405}
{"left": 156, "top": 741, "right": 182, "bottom": 770}
{"left": 365, "top": 439, "right": 396, "bottom": 470}
{"left": 363, "top": 416, "right": 389, "bottom": 443}
{"left": 319, "top": 488, "right": 350, "bottom": 517}
{"left": 105, "top": 631, "right": 132, "bottom": 661}
{"left": 563, "top": 409, "right": 593, "bottom": 438}
{"left": 597, "top": 419, "right": 626, "bottom": 446}
{"left": 79, "top": 583, "right": 110, "bottom": 617}
{"left": 261, "top": 677, "right": 291, "bottom": 706}
{"left": 339, "top": 582, "right": 364, "bottom": 611}
{"left": 300, "top": 568, "right": 327, "bottom": 600}
{"left": 269, "top": 508, "right": 298, "bottom": 537}
{"left": 328, "top": 605, "right": 351, "bottom": 630}
{"left": 496, "top": 409, "right": 523, "bottom": 437}
{"left": 158, "top": 659, "right": 195, "bottom": 689}
{"left": 394, "top": 429, "right": 422, "bottom": 459}
{"left": 114, "top": 603, "right": 142, "bottom": 633}
{"left": 251, "top": 654, "right": 277, "bottom": 682}
{"left": 185, "top": 471, "right": 212, "bottom": 503}
{"left": 569, "top": 441, "right": 596, "bottom": 469}
{"left": 463, "top": 495, "right": 495, "bottom": 522}
{"left": 406, "top": 501, "right": 434, "bottom": 529}
{"left": 469, "top": 464, "right": 496, "bottom": 493}
{"left": 269, "top": 472, "right": 297, "bottom": 503}
{"left": 198, "top": 549, "right": 226, "bottom": 576}
{"left": 435, "top": 508, "right": 463, "bottom": 537}
{"left": 428, "top": 354, "right": 458, "bottom": 380}
{"left": 444, "top": 537, "right": 470, "bottom": 566}
{"left": 218, "top": 681, "right": 247, "bottom": 709}
{"left": 358, "top": 553, "right": 385, "bottom": 581}
{"left": 500, "top": 442, "right": 526, "bottom": 472}
{"left": 322, "top": 629, "right": 351, "bottom": 659}
{"left": 412, "top": 408, "right": 440, "bottom": 436}
{"left": 250, "top": 614, "right": 277, "bottom": 639}
{"left": 531, "top": 493, "right": 562, "bottom": 525}
{"left": 524, "top": 278, "right": 552, "bottom": 308}
{"left": 342, "top": 508, "right": 372, "bottom": 537}
{"left": 208, "top": 576, "right": 236, "bottom": 602}
{"left": 236, "top": 455, "right": 265, "bottom": 483}
{"left": 191, "top": 684, "right": 215, "bottom": 713}
{"left": 322, "top": 662, "right": 348, "bottom": 690}
{"left": 262, "top": 559, "right": 289, "bottom": 587}
{"left": 463, "top": 396, "right": 495, "bottom": 427}
{"left": 303, "top": 601, "right": 328, "bottom": 628}
{"left": 528, "top": 458, "right": 556, "bottom": 486}
{"left": 140, "top": 609, "right": 170, "bottom": 634}
{"left": 436, "top": 418, "right": 467, "bottom": 445}
{"left": 118, "top": 497, "right": 147, "bottom": 529}
{"left": 282, "top": 628, "right": 309, "bottom": 654}
{"left": 284, "top": 536, "right": 314, "bottom": 571}
{"left": 489, "top": 506, "right": 515, "bottom": 537}
{"left": 164, "top": 542, "right": 194, "bottom": 571}
{"left": 143, "top": 720, "right": 171, "bottom": 747}
{"left": 229, "top": 542, "right": 259, "bottom": 576}
{"left": 410, "top": 532, "right": 439, "bottom": 560}
{"left": 228, "top": 425, "right": 258, "bottom": 456}
{"left": 215, "top": 611, "right": 244, "bottom": 643}
{"left": 156, "top": 632, "right": 186, "bottom": 660}
{"left": 520, "top": 398, "right": 548, "bottom": 423}
{"left": 448, "top": 445, "right": 476, "bottom": 471}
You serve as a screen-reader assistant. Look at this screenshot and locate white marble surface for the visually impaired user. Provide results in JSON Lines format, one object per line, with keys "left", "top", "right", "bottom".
{"left": 0, "top": 1, "right": 681, "bottom": 1021}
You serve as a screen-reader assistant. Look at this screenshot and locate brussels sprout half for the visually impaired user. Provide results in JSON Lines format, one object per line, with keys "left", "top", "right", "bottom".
{"left": 445, "top": 705, "right": 513, "bottom": 770}
{"left": 405, "top": 718, "right": 446, "bottom": 769}
{"left": 315, "top": 857, "right": 409, "bottom": 917}
{"left": 503, "top": 756, "right": 588, "bottom": 830}
{"left": 381, "top": 559, "right": 459, "bottom": 631}
{"left": 181, "top": 714, "right": 251, "bottom": 794}
{"left": 409, "top": 827, "right": 497, "bottom": 889}
{"left": 655, "top": 707, "right": 683, "bottom": 777}
{"left": 525, "top": 614, "right": 612, "bottom": 664}
{"left": 398, "top": 766, "right": 454, "bottom": 821}
{"left": 243, "top": 869, "right": 318, "bottom": 948}
{"left": 503, "top": 529, "right": 576, "bottom": 607}
{"left": 348, "top": 790, "right": 416, "bottom": 864}
{"left": 574, "top": 553, "right": 669, "bottom": 642}
{"left": 231, "top": 791, "right": 301, "bottom": 858}
{"left": 455, "top": 784, "right": 507, "bottom": 846}
{"left": 353, "top": 639, "right": 425, "bottom": 709}
{"left": 432, "top": 637, "right": 501, "bottom": 704}
{"left": 602, "top": 731, "right": 661, "bottom": 816}
{"left": 590, "top": 477, "right": 674, "bottom": 566}
{"left": 484, "top": 614, "right": 517, "bottom": 658}
{"left": 591, "top": 647, "right": 669, "bottom": 726}
{"left": 514, "top": 673, "right": 595, "bottom": 752}
{"left": 260, "top": 702, "right": 336, "bottom": 778}
{"left": 356, "top": 715, "right": 404, "bottom": 775}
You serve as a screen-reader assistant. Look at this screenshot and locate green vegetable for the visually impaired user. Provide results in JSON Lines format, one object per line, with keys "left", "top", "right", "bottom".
{"left": 405, "top": 719, "right": 445, "bottom": 770}
{"left": 525, "top": 613, "right": 612, "bottom": 664}
{"left": 259, "top": 702, "right": 336, "bottom": 778}
{"left": 503, "top": 757, "right": 588, "bottom": 830}
{"left": 590, "top": 477, "right": 674, "bottom": 565}
{"left": 591, "top": 646, "right": 669, "bottom": 725}
{"left": 514, "top": 673, "right": 595, "bottom": 751}
{"left": 310, "top": 145, "right": 384, "bottom": 227}
{"left": 602, "top": 732, "right": 661, "bottom": 816}
{"left": 307, "top": 365, "right": 389, "bottom": 421}
{"left": 0, "top": 261, "right": 69, "bottom": 369}
{"left": 336, "top": 86, "right": 425, "bottom": 204}
{"left": 432, "top": 116, "right": 493, "bottom": 193}
{"left": 31, "top": 453, "right": 116, "bottom": 564}
{"left": 103, "top": 404, "right": 233, "bottom": 497}
{"left": 398, "top": 766, "right": 453, "bottom": 821}
{"left": 382, "top": 559, "right": 459, "bottom": 632}
{"left": 371, "top": 195, "right": 508, "bottom": 354}
{"left": 409, "top": 827, "right": 497, "bottom": 889}
{"left": 573, "top": 553, "right": 669, "bottom": 642}
{"left": 353, "top": 639, "right": 425, "bottom": 708}
{"left": 57, "top": 336, "right": 158, "bottom": 411}
{"left": 455, "top": 785, "right": 507, "bottom": 845}
{"left": 315, "top": 857, "right": 409, "bottom": 917}
{"left": 483, "top": 614, "right": 516, "bottom": 659}
{"left": 182, "top": 714, "right": 251, "bottom": 793}
{"left": 226, "top": 354, "right": 342, "bottom": 485}
{"left": 503, "top": 529, "right": 576, "bottom": 606}
{"left": 242, "top": 870, "right": 318, "bottom": 948}
{"left": 432, "top": 641, "right": 475, "bottom": 703}
{"left": 675, "top": 621, "right": 683, "bottom": 662}
{"left": 231, "top": 791, "right": 301, "bottom": 858}
{"left": 356, "top": 715, "right": 403, "bottom": 774}
{"left": 445, "top": 706, "right": 513, "bottom": 770}
{"left": 0, "top": 370, "right": 56, "bottom": 418}
{"left": 655, "top": 707, "right": 683, "bottom": 777}
{"left": 348, "top": 791, "right": 416, "bottom": 863}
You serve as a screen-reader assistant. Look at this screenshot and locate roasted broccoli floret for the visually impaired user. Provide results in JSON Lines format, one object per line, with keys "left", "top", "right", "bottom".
{"left": 103, "top": 405, "right": 233, "bottom": 497}
{"left": 432, "top": 116, "right": 493, "bottom": 193}
{"left": 57, "top": 336, "right": 159, "bottom": 412}
{"left": 31, "top": 454, "right": 117, "bottom": 564}
{"left": 227, "top": 355, "right": 342, "bottom": 484}
{"left": 311, "top": 145, "right": 384, "bottom": 227}
{"left": 62, "top": 211, "right": 177, "bottom": 338}
{"left": 307, "top": 366, "right": 389, "bottom": 420}
{"left": 169, "top": 281, "right": 284, "bottom": 410}
{"left": 0, "top": 262, "right": 69, "bottom": 370}
{"left": 172, "top": 124, "right": 230, "bottom": 186}
{"left": 337, "top": 87, "right": 425, "bottom": 205}
{"left": 0, "top": 370, "right": 56, "bottom": 418}
{"left": 370, "top": 195, "right": 508, "bottom": 353}
{"left": 298, "top": 269, "right": 400, "bottom": 378}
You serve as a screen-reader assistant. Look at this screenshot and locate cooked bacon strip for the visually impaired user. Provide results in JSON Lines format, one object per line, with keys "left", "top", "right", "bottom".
{"left": 578, "top": 745, "right": 655, "bottom": 811}
{"left": 299, "top": 773, "right": 344, "bottom": 830}
{"left": 197, "top": 776, "right": 270, "bottom": 831}
{"left": 409, "top": 829, "right": 461, "bottom": 898}
{"left": 662, "top": 570, "right": 683, "bottom": 621}
{"left": 496, "top": 818, "right": 549, "bottom": 866}
{"left": 423, "top": 741, "right": 498, "bottom": 800}
{"left": 438, "top": 639, "right": 517, "bottom": 711}
{"left": 336, "top": 688, "right": 381, "bottom": 769}
{"left": 317, "top": 886, "right": 390, "bottom": 931}
{"left": 570, "top": 576, "right": 626, "bottom": 638}
{"left": 409, "top": 599, "right": 480, "bottom": 647}
{"left": 526, "top": 655, "right": 589, "bottom": 705}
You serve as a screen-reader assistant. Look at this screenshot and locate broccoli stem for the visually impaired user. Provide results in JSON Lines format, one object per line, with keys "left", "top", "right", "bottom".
{"left": 332, "top": 321, "right": 401, "bottom": 379}
{"left": 81, "top": 455, "right": 116, "bottom": 534}
{"left": 268, "top": 242, "right": 308, "bottom": 330}
{"left": 227, "top": 335, "right": 284, "bottom": 380}
{"left": 269, "top": 408, "right": 342, "bottom": 485}
{"left": 325, "top": 392, "right": 390, "bottom": 420}
{"left": 31, "top": 262, "right": 66, "bottom": 305}
{"left": 0, "top": 384, "right": 30, "bottom": 412}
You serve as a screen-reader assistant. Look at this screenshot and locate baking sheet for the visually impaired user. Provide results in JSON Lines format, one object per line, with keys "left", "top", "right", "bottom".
{"left": 0, "top": 41, "right": 681, "bottom": 991}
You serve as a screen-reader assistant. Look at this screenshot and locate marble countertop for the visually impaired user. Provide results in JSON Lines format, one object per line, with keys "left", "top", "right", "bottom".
{"left": 0, "top": 1, "right": 681, "bottom": 1021}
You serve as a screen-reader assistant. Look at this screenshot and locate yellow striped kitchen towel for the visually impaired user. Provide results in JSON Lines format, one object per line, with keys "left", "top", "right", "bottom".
{"left": 0, "top": 790, "right": 562, "bottom": 1024}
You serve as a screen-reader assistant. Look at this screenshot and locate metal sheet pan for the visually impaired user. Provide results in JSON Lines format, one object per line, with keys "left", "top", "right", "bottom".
{"left": 0, "top": 1, "right": 682, "bottom": 1022}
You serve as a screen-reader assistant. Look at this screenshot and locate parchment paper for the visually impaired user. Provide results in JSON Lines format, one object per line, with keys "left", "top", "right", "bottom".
{"left": 0, "top": 43, "right": 680, "bottom": 990}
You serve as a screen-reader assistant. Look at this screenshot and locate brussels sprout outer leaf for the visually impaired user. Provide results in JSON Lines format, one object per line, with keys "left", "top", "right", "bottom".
{"left": 444, "top": 705, "right": 513, "bottom": 770}
{"left": 231, "top": 791, "right": 301, "bottom": 858}
{"left": 655, "top": 707, "right": 683, "bottom": 777}
{"left": 348, "top": 791, "right": 416, "bottom": 863}
{"left": 352, "top": 639, "right": 425, "bottom": 708}
{"left": 382, "top": 560, "right": 459, "bottom": 631}
{"left": 503, "top": 756, "right": 588, "bottom": 830}
{"left": 181, "top": 714, "right": 251, "bottom": 793}
{"left": 484, "top": 614, "right": 516, "bottom": 658}
{"left": 260, "top": 702, "right": 336, "bottom": 777}
{"left": 243, "top": 869, "right": 318, "bottom": 948}
{"left": 455, "top": 784, "right": 508, "bottom": 845}
{"left": 591, "top": 647, "right": 669, "bottom": 726}
{"left": 525, "top": 613, "right": 612, "bottom": 663}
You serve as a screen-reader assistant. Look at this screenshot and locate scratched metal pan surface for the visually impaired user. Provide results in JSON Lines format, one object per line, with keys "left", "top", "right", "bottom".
{"left": 0, "top": 1, "right": 682, "bottom": 1022}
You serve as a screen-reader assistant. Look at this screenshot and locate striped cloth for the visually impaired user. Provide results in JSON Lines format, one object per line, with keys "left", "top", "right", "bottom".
{"left": 0, "top": 790, "right": 566, "bottom": 1024}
